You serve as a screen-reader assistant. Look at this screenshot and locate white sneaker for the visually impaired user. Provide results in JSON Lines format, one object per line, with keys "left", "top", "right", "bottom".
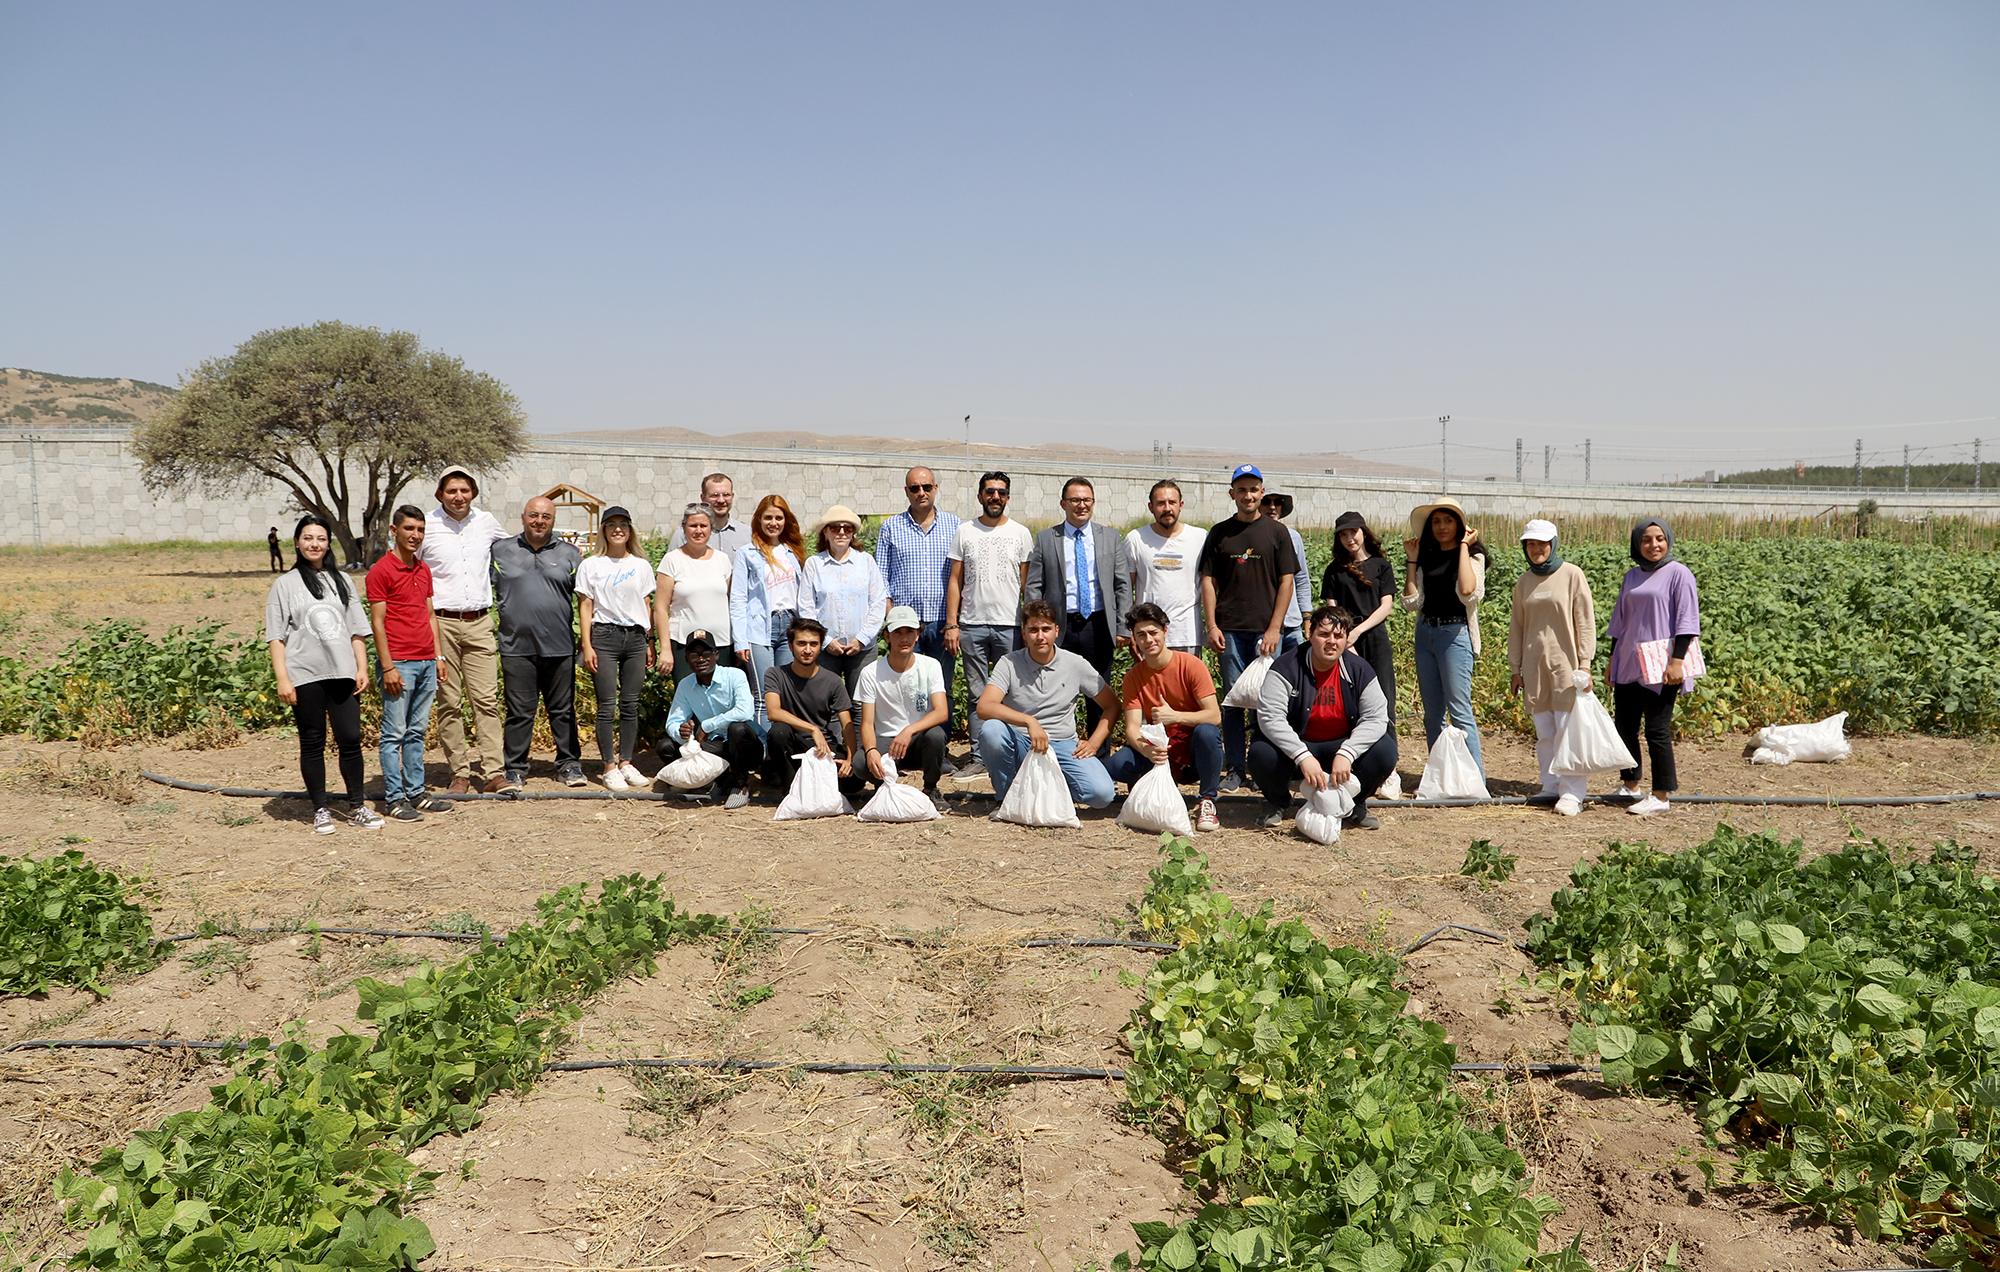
{"left": 619, "top": 762, "right": 647, "bottom": 787}
{"left": 1553, "top": 794, "right": 1582, "bottom": 817}
{"left": 349, "top": 806, "right": 386, "bottom": 830}
{"left": 603, "top": 767, "right": 630, "bottom": 792}
{"left": 1627, "top": 795, "right": 1670, "bottom": 816}
{"left": 1613, "top": 784, "right": 1644, "bottom": 802}
{"left": 312, "top": 807, "right": 337, "bottom": 835}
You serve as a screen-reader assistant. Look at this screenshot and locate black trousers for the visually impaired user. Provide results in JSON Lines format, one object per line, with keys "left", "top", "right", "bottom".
{"left": 871, "top": 723, "right": 948, "bottom": 790}
{"left": 763, "top": 721, "right": 867, "bottom": 794}
{"left": 656, "top": 721, "right": 764, "bottom": 795}
{"left": 293, "top": 677, "right": 363, "bottom": 809}
{"left": 1613, "top": 681, "right": 1679, "bottom": 793}
{"left": 1247, "top": 732, "right": 1400, "bottom": 813}
{"left": 1352, "top": 628, "right": 1396, "bottom": 734}
{"left": 1062, "top": 610, "right": 1114, "bottom": 734}
{"left": 501, "top": 654, "right": 580, "bottom": 778}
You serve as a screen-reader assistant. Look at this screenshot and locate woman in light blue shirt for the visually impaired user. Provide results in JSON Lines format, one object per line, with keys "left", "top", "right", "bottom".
{"left": 731, "top": 494, "right": 807, "bottom": 729}
{"left": 800, "top": 503, "right": 889, "bottom": 693}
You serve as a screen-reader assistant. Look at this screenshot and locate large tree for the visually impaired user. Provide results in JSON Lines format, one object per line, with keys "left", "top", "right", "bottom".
{"left": 134, "top": 322, "right": 528, "bottom": 563}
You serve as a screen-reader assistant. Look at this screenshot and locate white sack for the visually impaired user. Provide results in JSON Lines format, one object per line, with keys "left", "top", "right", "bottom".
{"left": 658, "top": 742, "right": 729, "bottom": 790}
{"left": 1221, "top": 655, "right": 1274, "bottom": 708}
{"left": 1417, "top": 725, "right": 1490, "bottom": 800}
{"left": 1751, "top": 712, "right": 1851, "bottom": 765}
{"left": 856, "top": 757, "right": 942, "bottom": 822}
{"left": 1116, "top": 724, "right": 1193, "bottom": 837}
{"left": 1294, "top": 776, "right": 1359, "bottom": 846}
{"left": 1375, "top": 771, "right": 1403, "bottom": 801}
{"left": 1551, "top": 680, "right": 1637, "bottom": 777}
{"left": 992, "top": 746, "right": 1081, "bottom": 828}
{"left": 773, "top": 750, "right": 854, "bottom": 820}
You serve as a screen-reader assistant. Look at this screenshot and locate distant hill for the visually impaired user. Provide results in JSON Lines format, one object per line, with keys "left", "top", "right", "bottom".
{"left": 0, "top": 367, "right": 176, "bottom": 424}
{"left": 547, "top": 424, "right": 1433, "bottom": 480}
{"left": 1715, "top": 461, "right": 1992, "bottom": 490}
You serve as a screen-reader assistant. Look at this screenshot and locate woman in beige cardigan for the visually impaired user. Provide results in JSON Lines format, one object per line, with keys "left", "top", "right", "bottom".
{"left": 1400, "top": 498, "right": 1489, "bottom": 774}
{"left": 1507, "top": 519, "right": 1597, "bottom": 815}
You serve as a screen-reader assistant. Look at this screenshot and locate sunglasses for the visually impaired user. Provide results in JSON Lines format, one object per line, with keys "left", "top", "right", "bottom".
{"left": 826, "top": 524, "right": 857, "bottom": 534}
{"left": 906, "top": 483, "right": 935, "bottom": 493}
{"left": 979, "top": 488, "right": 1009, "bottom": 498}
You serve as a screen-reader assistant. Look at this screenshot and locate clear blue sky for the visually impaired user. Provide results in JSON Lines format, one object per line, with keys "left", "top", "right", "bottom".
{"left": 4, "top": 3, "right": 1995, "bottom": 482}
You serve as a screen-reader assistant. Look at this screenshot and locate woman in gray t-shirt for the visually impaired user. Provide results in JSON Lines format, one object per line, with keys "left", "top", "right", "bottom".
{"left": 265, "top": 516, "right": 378, "bottom": 833}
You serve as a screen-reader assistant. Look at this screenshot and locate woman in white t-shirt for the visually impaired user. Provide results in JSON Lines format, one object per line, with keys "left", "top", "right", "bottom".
{"left": 577, "top": 505, "right": 657, "bottom": 790}
{"left": 654, "top": 505, "right": 735, "bottom": 683}
{"left": 730, "top": 494, "right": 805, "bottom": 730}
{"left": 265, "top": 514, "right": 380, "bottom": 834}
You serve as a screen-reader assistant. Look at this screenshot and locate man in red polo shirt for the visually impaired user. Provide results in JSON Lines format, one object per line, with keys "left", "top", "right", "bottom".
{"left": 366, "top": 505, "right": 454, "bottom": 822}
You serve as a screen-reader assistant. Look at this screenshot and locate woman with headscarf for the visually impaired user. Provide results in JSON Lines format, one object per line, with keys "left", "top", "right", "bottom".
{"left": 1507, "top": 519, "right": 1597, "bottom": 816}
{"left": 1604, "top": 518, "right": 1701, "bottom": 816}
{"left": 1321, "top": 511, "right": 1397, "bottom": 727}
{"left": 1399, "top": 498, "right": 1489, "bottom": 773}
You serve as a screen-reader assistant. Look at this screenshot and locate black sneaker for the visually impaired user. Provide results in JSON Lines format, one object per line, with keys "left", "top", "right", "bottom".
{"left": 415, "top": 794, "right": 456, "bottom": 813}
{"left": 924, "top": 787, "right": 948, "bottom": 814}
{"left": 1343, "top": 808, "right": 1381, "bottom": 831}
{"left": 1258, "top": 803, "right": 1287, "bottom": 828}
{"left": 388, "top": 800, "right": 424, "bottom": 822}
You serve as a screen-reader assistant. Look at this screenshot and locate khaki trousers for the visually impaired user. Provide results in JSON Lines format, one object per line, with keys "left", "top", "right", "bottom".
{"left": 436, "top": 613, "right": 502, "bottom": 780}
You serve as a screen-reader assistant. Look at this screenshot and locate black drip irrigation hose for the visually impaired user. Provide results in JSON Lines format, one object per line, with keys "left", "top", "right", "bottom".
{"left": 1, "top": 1037, "right": 1599, "bottom": 1080}
{"left": 1401, "top": 923, "right": 1534, "bottom": 958}
{"left": 139, "top": 770, "right": 2000, "bottom": 810}
{"left": 154, "top": 921, "right": 1178, "bottom": 952}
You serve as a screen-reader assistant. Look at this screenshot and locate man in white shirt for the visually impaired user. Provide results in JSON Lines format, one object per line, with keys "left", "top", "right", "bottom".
{"left": 944, "top": 470, "right": 1032, "bottom": 776}
{"left": 1125, "top": 479, "right": 1208, "bottom": 656}
{"left": 857, "top": 606, "right": 950, "bottom": 808}
{"left": 420, "top": 465, "right": 511, "bottom": 792}
{"left": 667, "top": 472, "right": 752, "bottom": 558}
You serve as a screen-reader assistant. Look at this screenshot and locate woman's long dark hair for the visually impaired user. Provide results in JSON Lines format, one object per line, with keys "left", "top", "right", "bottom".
{"left": 1332, "top": 518, "right": 1387, "bottom": 580}
{"left": 1414, "top": 506, "right": 1489, "bottom": 571}
{"left": 290, "top": 515, "right": 351, "bottom": 605}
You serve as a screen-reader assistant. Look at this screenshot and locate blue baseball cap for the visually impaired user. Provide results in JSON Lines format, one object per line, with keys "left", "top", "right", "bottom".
{"left": 1230, "top": 463, "right": 1264, "bottom": 483}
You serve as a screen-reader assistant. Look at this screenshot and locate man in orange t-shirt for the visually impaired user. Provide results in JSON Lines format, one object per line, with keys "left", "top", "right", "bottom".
{"left": 1104, "top": 602, "right": 1224, "bottom": 832}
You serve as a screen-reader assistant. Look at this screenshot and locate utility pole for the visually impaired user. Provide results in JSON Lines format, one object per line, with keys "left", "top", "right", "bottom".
{"left": 1584, "top": 439, "right": 1592, "bottom": 485}
{"left": 1439, "top": 415, "right": 1450, "bottom": 493}
{"left": 1515, "top": 438, "right": 1522, "bottom": 482}
{"left": 1854, "top": 438, "right": 1863, "bottom": 489}
{"left": 1904, "top": 445, "right": 1911, "bottom": 491}
{"left": 26, "top": 429, "right": 42, "bottom": 553}
{"left": 1543, "top": 445, "right": 1551, "bottom": 482}
{"left": 1977, "top": 438, "right": 1983, "bottom": 491}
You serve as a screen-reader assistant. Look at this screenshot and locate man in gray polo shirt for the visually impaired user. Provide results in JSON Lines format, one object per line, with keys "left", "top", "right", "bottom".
{"left": 973, "top": 598, "right": 1121, "bottom": 809}
{"left": 489, "top": 495, "right": 586, "bottom": 791}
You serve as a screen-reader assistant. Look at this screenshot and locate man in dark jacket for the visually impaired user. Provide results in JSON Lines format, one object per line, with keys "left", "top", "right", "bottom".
{"left": 1250, "top": 602, "right": 1399, "bottom": 831}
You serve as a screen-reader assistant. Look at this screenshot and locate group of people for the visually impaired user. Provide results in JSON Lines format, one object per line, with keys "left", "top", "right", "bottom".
{"left": 261, "top": 461, "right": 1701, "bottom": 835}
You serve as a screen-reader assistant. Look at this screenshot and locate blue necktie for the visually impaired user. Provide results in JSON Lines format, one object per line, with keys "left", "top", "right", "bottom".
{"left": 1073, "top": 527, "right": 1092, "bottom": 619}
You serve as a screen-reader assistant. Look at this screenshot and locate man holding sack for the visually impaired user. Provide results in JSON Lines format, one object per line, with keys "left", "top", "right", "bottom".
{"left": 658, "top": 630, "right": 762, "bottom": 809}
{"left": 974, "top": 599, "right": 1121, "bottom": 811}
{"left": 762, "top": 617, "right": 867, "bottom": 799}
{"left": 1102, "top": 603, "right": 1224, "bottom": 832}
{"left": 1249, "top": 603, "right": 1398, "bottom": 832}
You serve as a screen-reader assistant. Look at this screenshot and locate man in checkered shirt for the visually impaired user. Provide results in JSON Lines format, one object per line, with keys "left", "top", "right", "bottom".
{"left": 876, "top": 466, "right": 964, "bottom": 750}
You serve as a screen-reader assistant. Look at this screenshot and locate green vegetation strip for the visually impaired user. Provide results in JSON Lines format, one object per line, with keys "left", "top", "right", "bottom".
{"left": 1117, "top": 835, "right": 1574, "bottom": 1272}
{"left": 56, "top": 874, "right": 722, "bottom": 1270}
{"left": 0, "top": 851, "right": 163, "bottom": 995}
{"left": 1531, "top": 825, "right": 2000, "bottom": 1270}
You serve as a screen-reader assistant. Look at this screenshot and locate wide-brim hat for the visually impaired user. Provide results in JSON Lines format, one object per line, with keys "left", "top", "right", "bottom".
{"left": 1408, "top": 497, "right": 1469, "bottom": 538}
{"left": 814, "top": 504, "right": 863, "bottom": 535}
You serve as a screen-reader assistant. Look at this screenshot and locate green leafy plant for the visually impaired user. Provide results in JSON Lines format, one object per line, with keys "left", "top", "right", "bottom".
{"left": 1460, "top": 839, "right": 1518, "bottom": 885}
{"left": 59, "top": 874, "right": 723, "bottom": 1268}
{"left": 20, "top": 619, "right": 288, "bottom": 742}
{"left": 0, "top": 851, "right": 162, "bottom": 995}
{"left": 1119, "top": 836, "right": 1561, "bottom": 1270}
{"left": 1529, "top": 825, "right": 2000, "bottom": 1268}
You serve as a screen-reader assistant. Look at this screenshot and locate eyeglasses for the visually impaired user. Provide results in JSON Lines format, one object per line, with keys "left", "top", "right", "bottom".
{"left": 1064, "top": 495, "right": 1094, "bottom": 504}
{"left": 906, "top": 483, "right": 935, "bottom": 493}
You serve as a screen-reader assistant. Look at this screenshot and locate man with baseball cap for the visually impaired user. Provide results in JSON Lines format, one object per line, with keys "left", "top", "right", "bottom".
{"left": 1198, "top": 463, "right": 1299, "bottom": 792}
{"left": 420, "top": 465, "right": 510, "bottom": 792}
{"left": 658, "top": 629, "right": 761, "bottom": 809}
{"left": 856, "top": 605, "right": 951, "bottom": 808}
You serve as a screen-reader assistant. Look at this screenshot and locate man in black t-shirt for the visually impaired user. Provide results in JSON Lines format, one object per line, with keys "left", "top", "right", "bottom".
{"left": 762, "top": 616, "right": 866, "bottom": 794}
{"left": 1197, "top": 464, "right": 1299, "bottom": 789}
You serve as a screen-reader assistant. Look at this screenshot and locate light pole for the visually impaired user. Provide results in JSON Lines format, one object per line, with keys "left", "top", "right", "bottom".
{"left": 1439, "top": 415, "right": 1450, "bottom": 493}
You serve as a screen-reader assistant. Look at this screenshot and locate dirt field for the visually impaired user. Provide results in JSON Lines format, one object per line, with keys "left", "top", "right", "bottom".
{"left": 3, "top": 544, "right": 1993, "bottom": 1270}
{"left": 5, "top": 720, "right": 1994, "bottom": 1271}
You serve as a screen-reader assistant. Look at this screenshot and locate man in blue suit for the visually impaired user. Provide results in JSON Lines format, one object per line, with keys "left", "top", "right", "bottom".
{"left": 1025, "top": 476, "right": 1132, "bottom": 734}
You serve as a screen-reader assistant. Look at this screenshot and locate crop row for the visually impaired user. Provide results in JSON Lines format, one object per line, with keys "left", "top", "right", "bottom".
{"left": 1117, "top": 836, "right": 1578, "bottom": 1271}
{"left": 1532, "top": 824, "right": 2000, "bottom": 1270}
{"left": 54, "top": 874, "right": 722, "bottom": 1269}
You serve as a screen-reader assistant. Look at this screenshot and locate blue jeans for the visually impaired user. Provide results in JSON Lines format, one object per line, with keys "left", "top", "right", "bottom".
{"left": 1104, "top": 721, "right": 1223, "bottom": 801}
{"left": 958, "top": 623, "right": 1018, "bottom": 765}
{"left": 742, "top": 608, "right": 795, "bottom": 734}
{"left": 1218, "top": 630, "right": 1302, "bottom": 774}
{"left": 1413, "top": 619, "right": 1483, "bottom": 773}
{"left": 916, "top": 620, "right": 959, "bottom": 736}
{"left": 977, "top": 719, "right": 1115, "bottom": 808}
{"left": 377, "top": 658, "right": 438, "bottom": 804}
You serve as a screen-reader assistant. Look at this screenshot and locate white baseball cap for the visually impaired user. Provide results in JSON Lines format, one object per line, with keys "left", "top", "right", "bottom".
{"left": 1520, "top": 518, "right": 1558, "bottom": 542}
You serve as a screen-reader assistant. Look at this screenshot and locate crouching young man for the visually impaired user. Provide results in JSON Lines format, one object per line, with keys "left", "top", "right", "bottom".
{"left": 1251, "top": 602, "right": 1399, "bottom": 831}
{"left": 656, "top": 629, "right": 762, "bottom": 809}
{"left": 974, "top": 599, "right": 1120, "bottom": 810}
{"left": 762, "top": 616, "right": 867, "bottom": 797}
{"left": 857, "top": 606, "right": 951, "bottom": 810}
{"left": 1102, "top": 602, "right": 1224, "bottom": 831}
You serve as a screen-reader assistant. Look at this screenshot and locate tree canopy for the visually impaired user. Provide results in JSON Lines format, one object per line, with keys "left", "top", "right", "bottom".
{"left": 134, "top": 322, "right": 528, "bottom": 563}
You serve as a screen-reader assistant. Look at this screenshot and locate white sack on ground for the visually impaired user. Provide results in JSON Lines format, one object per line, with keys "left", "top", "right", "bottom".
{"left": 857, "top": 757, "right": 941, "bottom": 823}
{"left": 1117, "top": 724, "right": 1192, "bottom": 836}
{"left": 773, "top": 750, "right": 854, "bottom": 820}
{"left": 992, "top": 747, "right": 1081, "bottom": 828}
{"left": 1751, "top": 712, "right": 1852, "bottom": 765}
{"left": 1417, "top": 725, "right": 1489, "bottom": 800}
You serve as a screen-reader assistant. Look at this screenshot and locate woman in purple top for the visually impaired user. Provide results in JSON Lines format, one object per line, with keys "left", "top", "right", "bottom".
{"left": 1604, "top": 518, "right": 1701, "bottom": 816}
